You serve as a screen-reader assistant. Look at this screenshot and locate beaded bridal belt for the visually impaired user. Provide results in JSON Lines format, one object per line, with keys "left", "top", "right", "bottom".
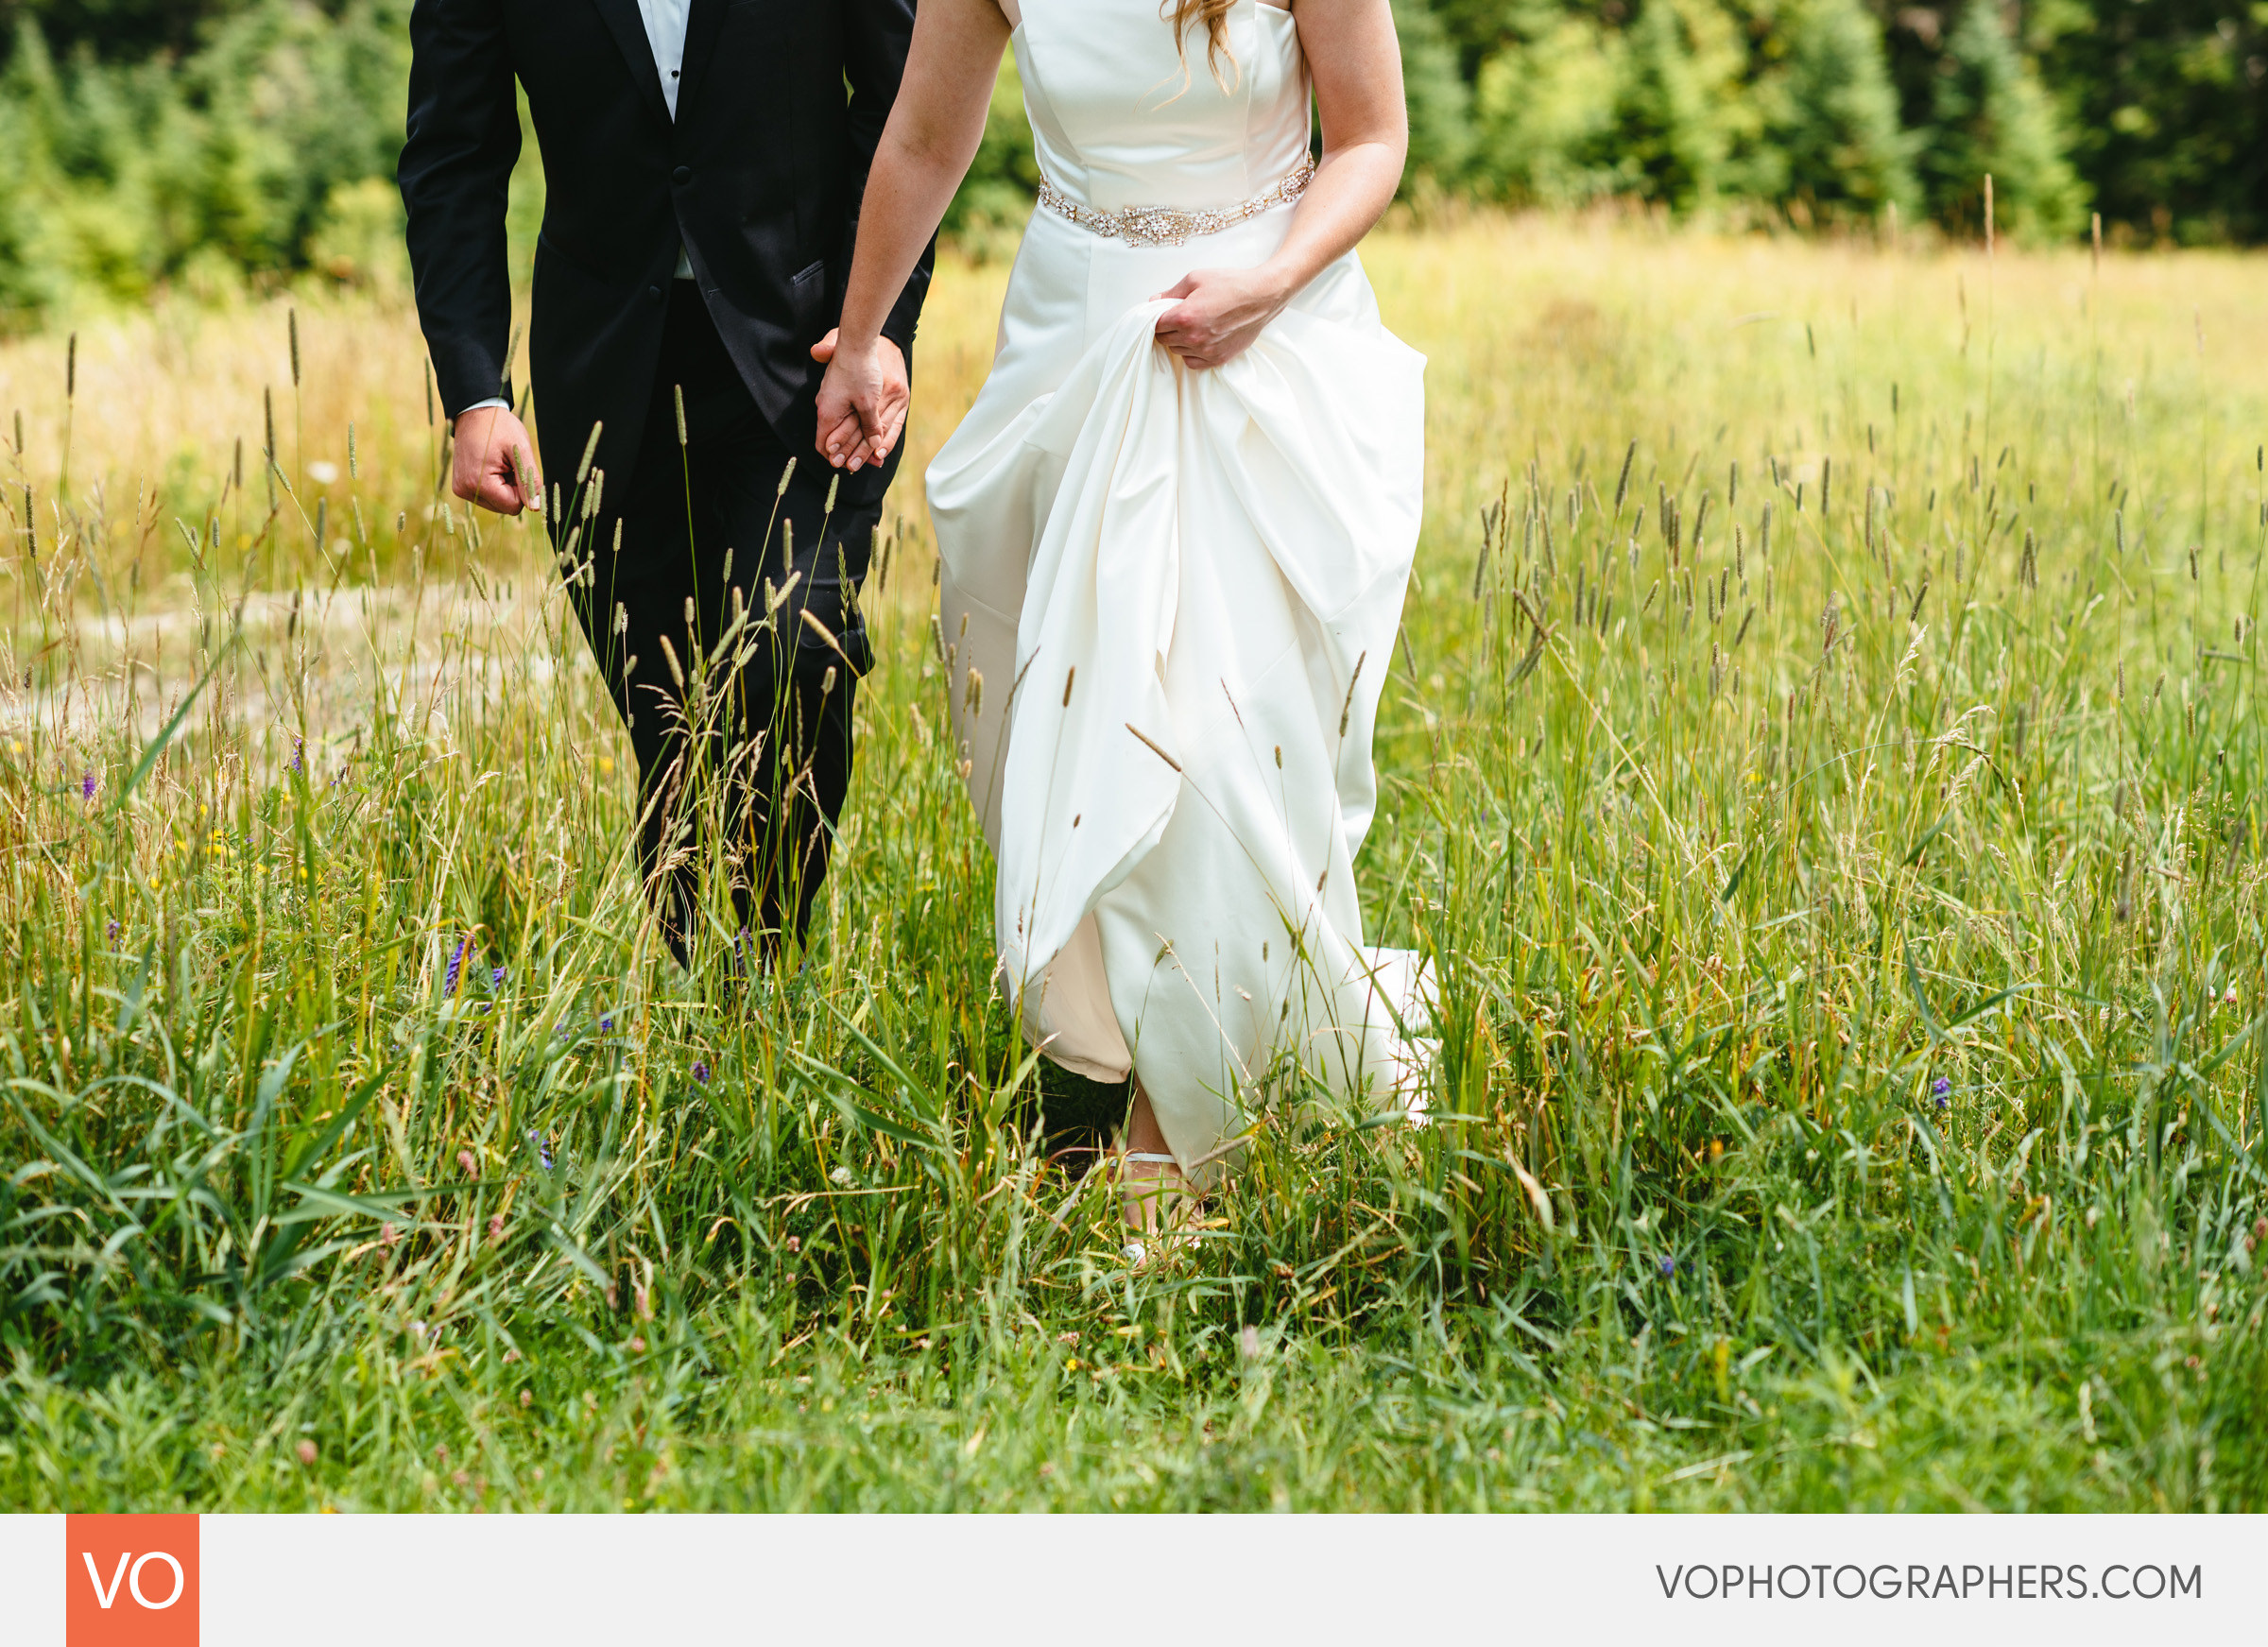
{"left": 1036, "top": 158, "right": 1315, "bottom": 249}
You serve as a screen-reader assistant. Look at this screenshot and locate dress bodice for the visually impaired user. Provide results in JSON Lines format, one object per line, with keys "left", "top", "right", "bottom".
{"left": 1012, "top": 0, "right": 1312, "bottom": 213}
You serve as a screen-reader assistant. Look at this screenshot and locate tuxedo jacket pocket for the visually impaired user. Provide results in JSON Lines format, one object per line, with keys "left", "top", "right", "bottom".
{"left": 536, "top": 232, "right": 618, "bottom": 291}
{"left": 790, "top": 258, "right": 827, "bottom": 327}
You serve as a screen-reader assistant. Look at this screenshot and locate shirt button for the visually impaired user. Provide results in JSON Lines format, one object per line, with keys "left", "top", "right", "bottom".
{"left": 672, "top": 165, "right": 693, "bottom": 186}
{"left": 646, "top": 284, "right": 663, "bottom": 305}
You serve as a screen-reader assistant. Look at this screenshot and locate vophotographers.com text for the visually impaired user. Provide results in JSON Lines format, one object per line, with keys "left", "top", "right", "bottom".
{"left": 1657, "top": 1562, "right": 2203, "bottom": 1602}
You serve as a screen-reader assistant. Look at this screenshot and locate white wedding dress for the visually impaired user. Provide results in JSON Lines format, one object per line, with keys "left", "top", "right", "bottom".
{"left": 926, "top": 0, "right": 1429, "bottom": 1186}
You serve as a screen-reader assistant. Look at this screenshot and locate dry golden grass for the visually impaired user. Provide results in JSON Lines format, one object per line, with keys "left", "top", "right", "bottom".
{"left": 8, "top": 213, "right": 2262, "bottom": 601}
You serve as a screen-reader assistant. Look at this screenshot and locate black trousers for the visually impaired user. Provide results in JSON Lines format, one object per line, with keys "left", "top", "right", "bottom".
{"left": 558, "top": 282, "right": 894, "bottom": 960}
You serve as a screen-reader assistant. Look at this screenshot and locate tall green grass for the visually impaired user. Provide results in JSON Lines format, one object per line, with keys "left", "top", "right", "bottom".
{"left": 0, "top": 217, "right": 2263, "bottom": 1510}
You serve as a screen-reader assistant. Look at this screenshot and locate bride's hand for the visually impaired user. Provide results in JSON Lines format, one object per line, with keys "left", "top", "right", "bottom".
{"left": 811, "top": 330, "right": 909, "bottom": 472}
{"left": 1152, "top": 266, "right": 1292, "bottom": 369}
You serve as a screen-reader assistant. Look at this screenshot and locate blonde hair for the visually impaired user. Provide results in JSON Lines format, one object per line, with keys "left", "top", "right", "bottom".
{"left": 1165, "top": 0, "right": 1239, "bottom": 85}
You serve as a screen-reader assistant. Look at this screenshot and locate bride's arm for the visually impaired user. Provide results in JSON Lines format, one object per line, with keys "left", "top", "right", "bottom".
{"left": 1154, "top": 0, "right": 1408, "bottom": 370}
{"left": 817, "top": 0, "right": 1012, "bottom": 472}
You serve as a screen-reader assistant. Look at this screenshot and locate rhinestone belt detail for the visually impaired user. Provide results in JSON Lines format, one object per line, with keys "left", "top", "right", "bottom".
{"left": 1036, "top": 158, "right": 1315, "bottom": 249}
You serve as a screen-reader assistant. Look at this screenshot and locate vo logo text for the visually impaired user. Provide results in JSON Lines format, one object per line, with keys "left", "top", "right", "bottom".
{"left": 65, "top": 1516, "right": 198, "bottom": 1646}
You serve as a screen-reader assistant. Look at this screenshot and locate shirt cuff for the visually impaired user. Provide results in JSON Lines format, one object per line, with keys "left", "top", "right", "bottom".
{"left": 881, "top": 266, "right": 930, "bottom": 357}
{"left": 455, "top": 398, "right": 510, "bottom": 418}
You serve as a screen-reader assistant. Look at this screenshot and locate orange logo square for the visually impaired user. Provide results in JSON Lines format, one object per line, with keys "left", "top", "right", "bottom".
{"left": 65, "top": 1515, "right": 198, "bottom": 1647}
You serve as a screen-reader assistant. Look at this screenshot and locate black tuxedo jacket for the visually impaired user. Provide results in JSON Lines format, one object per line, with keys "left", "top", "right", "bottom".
{"left": 400, "top": 0, "right": 934, "bottom": 496}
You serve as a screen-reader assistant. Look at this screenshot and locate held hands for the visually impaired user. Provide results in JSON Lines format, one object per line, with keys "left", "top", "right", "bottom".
{"left": 451, "top": 405, "right": 544, "bottom": 516}
{"left": 1152, "top": 266, "right": 1293, "bottom": 369}
{"left": 809, "top": 266, "right": 1280, "bottom": 467}
{"left": 812, "top": 330, "right": 910, "bottom": 472}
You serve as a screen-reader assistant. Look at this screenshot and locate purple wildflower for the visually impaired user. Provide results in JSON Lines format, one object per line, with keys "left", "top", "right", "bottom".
{"left": 528, "top": 1130, "right": 553, "bottom": 1171}
{"left": 289, "top": 739, "right": 302, "bottom": 774}
{"left": 491, "top": 965, "right": 507, "bottom": 988}
{"left": 1657, "top": 1254, "right": 1676, "bottom": 1278}
{"left": 80, "top": 770, "right": 95, "bottom": 801}
{"left": 1932, "top": 1075, "right": 1951, "bottom": 1110}
{"left": 444, "top": 937, "right": 467, "bottom": 997}
{"left": 600, "top": 1014, "right": 614, "bottom": 1033}
{"left": 692, "top": 1060, "right": 710, "bottom": 1085}
{"left": 106, "top": 919, "right": 119, "bottom": 941}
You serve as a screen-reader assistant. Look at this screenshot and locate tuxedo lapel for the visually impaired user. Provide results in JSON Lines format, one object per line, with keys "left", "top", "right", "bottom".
{"left": 590, "top": 0, "right": 675, "bottom": 129}
{"left": 673, "top": 0, "right": 731, "bottom": 124}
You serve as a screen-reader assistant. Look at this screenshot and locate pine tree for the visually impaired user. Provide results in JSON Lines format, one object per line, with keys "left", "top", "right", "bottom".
{"left": 1921, "top": 0, "right": 2086, "bottom": 241}
{"left": 1468, "top": 10, "right": 1624, "bottom": 207}
{"left": 1770, "top": 0, "right": 1918, "bottom": 218}
{"left": 1607, "top": 0, "right": 1753, "bottom": 212}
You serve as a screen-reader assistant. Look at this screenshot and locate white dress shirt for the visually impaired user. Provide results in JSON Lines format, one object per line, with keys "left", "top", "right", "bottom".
{"left": 638, "top": 0, "right": 690, "bottom": 118}
{"left": 461, "top": 1, "right": 694, "bottom": 417}
{"left": 638, "top": 0, "right": 696, "bottom": 278}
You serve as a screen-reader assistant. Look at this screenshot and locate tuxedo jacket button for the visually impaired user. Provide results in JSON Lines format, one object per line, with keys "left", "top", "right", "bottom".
{"left": 646, "top": 284, "right": 663, "bottom": 304}
{"left": 672, "top": 165, "right": 693, "bottom": 186}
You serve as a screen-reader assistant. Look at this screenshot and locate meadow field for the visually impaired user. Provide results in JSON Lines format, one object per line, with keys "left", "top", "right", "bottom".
{"left": 1, "top": 214, "right": 2264, "bottom": 1511}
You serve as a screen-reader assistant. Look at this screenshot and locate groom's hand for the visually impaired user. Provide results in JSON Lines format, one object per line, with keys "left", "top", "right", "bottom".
{"left": 812, "top": 330, "right": 908, "bottom": 473}
{"left": 452, "top": 405, "right": 544, "bottom": 517}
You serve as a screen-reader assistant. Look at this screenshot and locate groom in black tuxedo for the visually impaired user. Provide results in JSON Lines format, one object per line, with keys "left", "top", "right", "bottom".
{"left": 400, "top": 0, "right": 932, "bottom": 963}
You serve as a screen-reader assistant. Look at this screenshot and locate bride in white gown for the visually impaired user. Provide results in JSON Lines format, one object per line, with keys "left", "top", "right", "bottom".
{"left": 816, "top": 0, "right": 1428, "bottom": 1239}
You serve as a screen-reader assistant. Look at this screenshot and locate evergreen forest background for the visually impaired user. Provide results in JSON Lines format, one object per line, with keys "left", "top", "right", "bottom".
{"left": 0, "top": 0, "right": 2259, "bottom": 322}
